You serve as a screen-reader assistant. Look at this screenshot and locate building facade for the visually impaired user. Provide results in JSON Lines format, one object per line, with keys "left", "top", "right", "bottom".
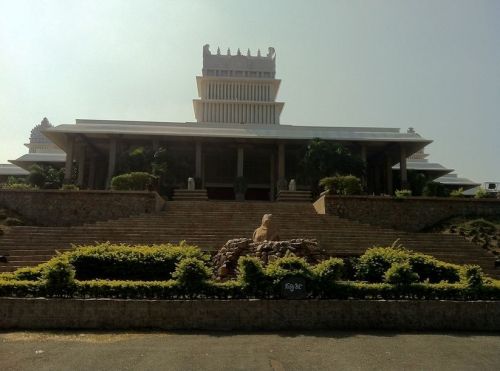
{"left": 1, "top": 45, "right": 478, "bottom": 199}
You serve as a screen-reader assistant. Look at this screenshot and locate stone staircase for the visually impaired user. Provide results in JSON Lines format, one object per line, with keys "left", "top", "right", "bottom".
{"left": 0, "top": 201, "right": 498, "bottom": 278}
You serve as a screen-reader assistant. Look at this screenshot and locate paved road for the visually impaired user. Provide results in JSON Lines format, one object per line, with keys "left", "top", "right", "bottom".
{"left": 1, "top": 331, "right": 499, "bottom": 371}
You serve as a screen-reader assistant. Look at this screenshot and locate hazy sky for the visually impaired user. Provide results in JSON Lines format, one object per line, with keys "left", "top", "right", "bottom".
{"left": 1, "top": 0, "right": 499, "bottom": 182}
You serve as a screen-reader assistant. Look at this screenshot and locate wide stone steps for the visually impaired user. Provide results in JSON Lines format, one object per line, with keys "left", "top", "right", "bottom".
{"left": 0, "top": 201, "right": 498, "bottom": 278}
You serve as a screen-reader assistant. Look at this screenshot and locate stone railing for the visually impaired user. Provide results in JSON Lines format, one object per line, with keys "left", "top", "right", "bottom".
{"left": 0, "top": 190, "right": 166, "bottom": 226}
{"left": 314, "top": 195, "right": 500, "bottom": 232}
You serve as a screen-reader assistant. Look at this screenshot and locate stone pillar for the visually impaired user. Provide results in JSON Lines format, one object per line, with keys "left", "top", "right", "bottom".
{"left": 88, "top": 157, "right": 96, "bottom": 189}
{"left": 237, "top": 146, "right": 244, "bottom": 177}
{"left": 385, "top": 155, "right": 393, "bottom": 195}
{"left": 400, "top": 145, "right": 408, "bottom": 188}
{"left": 270, "top": 152, "right": 275, "bottom": 201}
{"left": 278, "top": 143, "right": 285, "bottom": 181}
{"left": 360, "top": 144, "right": 367, "bottom": 188}
{"left": 195, "top": 142, "right": 202, "bottom": 178}
{"left": 77, "top": 145, "right": 86, "bottom": 188}
{"left": 64, "top": 135, "right": 75, "bottom": 182}
{"left": 106, "top": 138, "right": 117, "bottom": 189}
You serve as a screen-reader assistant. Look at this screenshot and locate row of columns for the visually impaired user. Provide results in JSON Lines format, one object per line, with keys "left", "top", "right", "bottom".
{"left": 202, "top": 102, "right": 278, "bottom": 124}
{"left": 63, "top": 135, "right": 409, "bottom": 195}
{"left": 205, "top": 81, "right": 272, "bottom": 101}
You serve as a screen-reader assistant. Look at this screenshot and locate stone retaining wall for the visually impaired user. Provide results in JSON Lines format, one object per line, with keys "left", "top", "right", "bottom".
{"left": 0, "top": 190, "right": 166, "bottom": 226}
{"left": 314, "top": 195, "right": 500, "bottom": 232}
{"left": 0, "top": 298, "right": 498, "bottom": 331}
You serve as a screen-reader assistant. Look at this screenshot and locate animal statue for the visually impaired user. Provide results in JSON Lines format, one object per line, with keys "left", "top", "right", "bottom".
{"left": 253, "top": 214, "right": 280, "bottom": 242}
{"left": 187, "top": 177, "right": 195, "bottom": 191}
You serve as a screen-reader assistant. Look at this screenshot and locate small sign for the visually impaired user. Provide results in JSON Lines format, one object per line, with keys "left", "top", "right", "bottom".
{"left": 281, "top": 277, "right": 307, "bottom": 299}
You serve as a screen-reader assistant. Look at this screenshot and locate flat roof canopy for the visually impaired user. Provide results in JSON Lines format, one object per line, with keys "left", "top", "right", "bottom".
{"left": 43, "top": 119, "right": 432, "bottom": 165}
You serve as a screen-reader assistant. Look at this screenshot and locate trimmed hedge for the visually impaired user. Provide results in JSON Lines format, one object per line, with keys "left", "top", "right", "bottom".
{"left": 1, "top": 279, "right": 499, "bottom": 301}
{"left": 1, "top": 243, "right": 499, "bottom": 300}
{"left": 68, "top": 242, "right": 205, "bottom": 281}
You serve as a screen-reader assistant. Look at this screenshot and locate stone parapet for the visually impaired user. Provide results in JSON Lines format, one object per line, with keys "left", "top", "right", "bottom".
{"left": 0, "top": 190, "right": 166, "bottom": 226}
{"left": 0, "top": 298, "right": 498, "bottom": 331}
{"left": 314, "top": 195, "right": 500, "bottom": 232}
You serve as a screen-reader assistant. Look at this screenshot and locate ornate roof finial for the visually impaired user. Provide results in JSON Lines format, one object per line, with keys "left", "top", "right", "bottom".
{"left": 407, "top": 127, "right": 415, "bottom": 134}
{"left": 203, "top": 44, "right": 210, "bottom": 56}
{"left": 247, "top": 48, "right": 251, "bottom": 56}
{"left": 217, "top": 47, "right": 221, "bottom": 55}
{"left": 227, "top": 48, "right": 231, "bottom": 56}
{"left": 257, "top": 49, "right": 261, "bottom": 57}
{"left": 237, "top": 48, "right": 241, "bottom": 56}
{"left": 267, "top": 47, "right": 276, "bottom": 58}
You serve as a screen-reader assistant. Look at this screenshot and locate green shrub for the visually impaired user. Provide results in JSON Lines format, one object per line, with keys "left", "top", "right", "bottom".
{"left": 68, "top": 242, "right": 204, "bottom": 281}
{"left": 266, "top": 256, "right": 314, "bottom": 297}
{"left": 422, "top": 181, "right": 449, "bottom": 197}
{"left": 474, "top": 188, "right": 490, "bottom": 199}
{"left": 313, "top": 257, "right": 344, "bottom": 282}
{"left": 42, "top": 258, "right": 76, "bottom": 296}
{"left": 461, "top": 265, "right": 485, "bottom": 287}
{"left": 384, "top": 262, "right": 420, "bottom": 285}
{"left": 237, "top": 256, "right": 268, "bottom": 297}
{"left": 408, "top": 253, "right": 460, "bottom": 283}
{"left": 450, "top": 188, "right": 464, "bottom": 198}
{"left": 12, "top": 265, "right": 45, "bottom": 281}
{"left": 172, "top": 257, "right": 212, "bottom": 296}
{"left": 4, "top": 217, "right": 23, "bottom": 226}
{"left": 319, "top": 175, "right": 362, "bottom": 195}
{"left": 0, "top": 183, "right": 36, "bottom": 190}
{"left": 111, "top": 172, "right": 157, "bottom": 191}
{"left": 76, "top": 279, "right": 179, "bottom": 299}
{"left": 0, "top": 279, "right": 45, "bottom": 297}
{"left": 395, "top": 189, "right": 412, "bottom": 198}
{"left": 356, "top": 246, "right": 409, "bottom": 282}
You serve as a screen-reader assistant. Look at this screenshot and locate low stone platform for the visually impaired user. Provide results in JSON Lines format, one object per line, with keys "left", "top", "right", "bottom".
{"left": 172, "top": 189, "right": 208, "bottom": 201}
{"left": 277, "top": 190, "right": 312, "bottom": 202}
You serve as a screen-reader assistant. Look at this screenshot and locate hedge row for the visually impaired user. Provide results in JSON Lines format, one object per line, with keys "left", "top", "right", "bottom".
{"left": 1, "top": 279, "right": 499, "bottom": 301}
{"left": 61, "top": 242, "right": 204, "bottom": 281}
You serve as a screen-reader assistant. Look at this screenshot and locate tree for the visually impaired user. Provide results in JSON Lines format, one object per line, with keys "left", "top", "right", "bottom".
{"left": 27, "top": 165, "right": 64, "bottom": 189}
{"left": 299, "top": 139, "right": 365, "bottom": 195}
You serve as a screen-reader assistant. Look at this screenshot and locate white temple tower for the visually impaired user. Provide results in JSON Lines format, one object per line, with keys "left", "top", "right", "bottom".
{"left": 193, "top": 45, "right": 285, "bottom": 124}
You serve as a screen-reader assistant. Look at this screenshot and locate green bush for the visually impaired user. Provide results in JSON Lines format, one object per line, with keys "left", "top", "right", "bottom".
{"left": 42, "top": 258, "right": 76, "bottom": 296}
{"left": 4, "top": 217, "right": 23, "bottom": 226}
{"left": 384, "top": 262, "right": 420, "bottom": 285}
{"left": 450, "top": 188, "right": 464, "bottom": 198}
{"left": 266, "top": 256, "right": 315, "bottom": 297}
{"left": 474, "top": 188, "right": 490, "bottom": 199}
{"left": 461, "top": 265, "right": 485, "bottom": 287}
{"left": 319, "top": 175, "right": 362, "bottom": 195}
{"left": 237, "top": 256, "right": 268, "bottom": 297}
{"left": 313, "top": 257, "right": 344, "bottom": 282}
{"left": 356, "top": 246, "right": 409, "bottom": 282}
{"left": 408, "top": 253, "right": 460, "bottom": 283}
{"left": 12, "top": 265, "right": 45, "bottom": 281}
{"left": 0, "top": 183, "right": 36, "bottom": 190}
{"left": 395, "top": 189, "right": 412, "bottom": 198}
{"left": 111, "top": 172, "right": 157, "bottom": 191}
{"left": 172, "top": 257, "right": 212, "bottom": 296}
{"left": 68, "top": 242, "right": 204, "bottom": 281}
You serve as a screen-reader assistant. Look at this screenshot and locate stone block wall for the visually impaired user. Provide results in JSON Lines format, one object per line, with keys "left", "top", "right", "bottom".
{"left": 314, "top": 195, "right": 500, "bottom": 232}
{"left": 0, "top": 298, "right": 498, "bottom": 331}
{"left": 0, "top": 190, "right": 166, "bottom": 226}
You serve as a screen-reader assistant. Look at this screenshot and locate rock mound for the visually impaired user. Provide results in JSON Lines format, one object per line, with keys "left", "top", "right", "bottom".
{"left": 212, "top": 238, "right": 329, "bottom": 279}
